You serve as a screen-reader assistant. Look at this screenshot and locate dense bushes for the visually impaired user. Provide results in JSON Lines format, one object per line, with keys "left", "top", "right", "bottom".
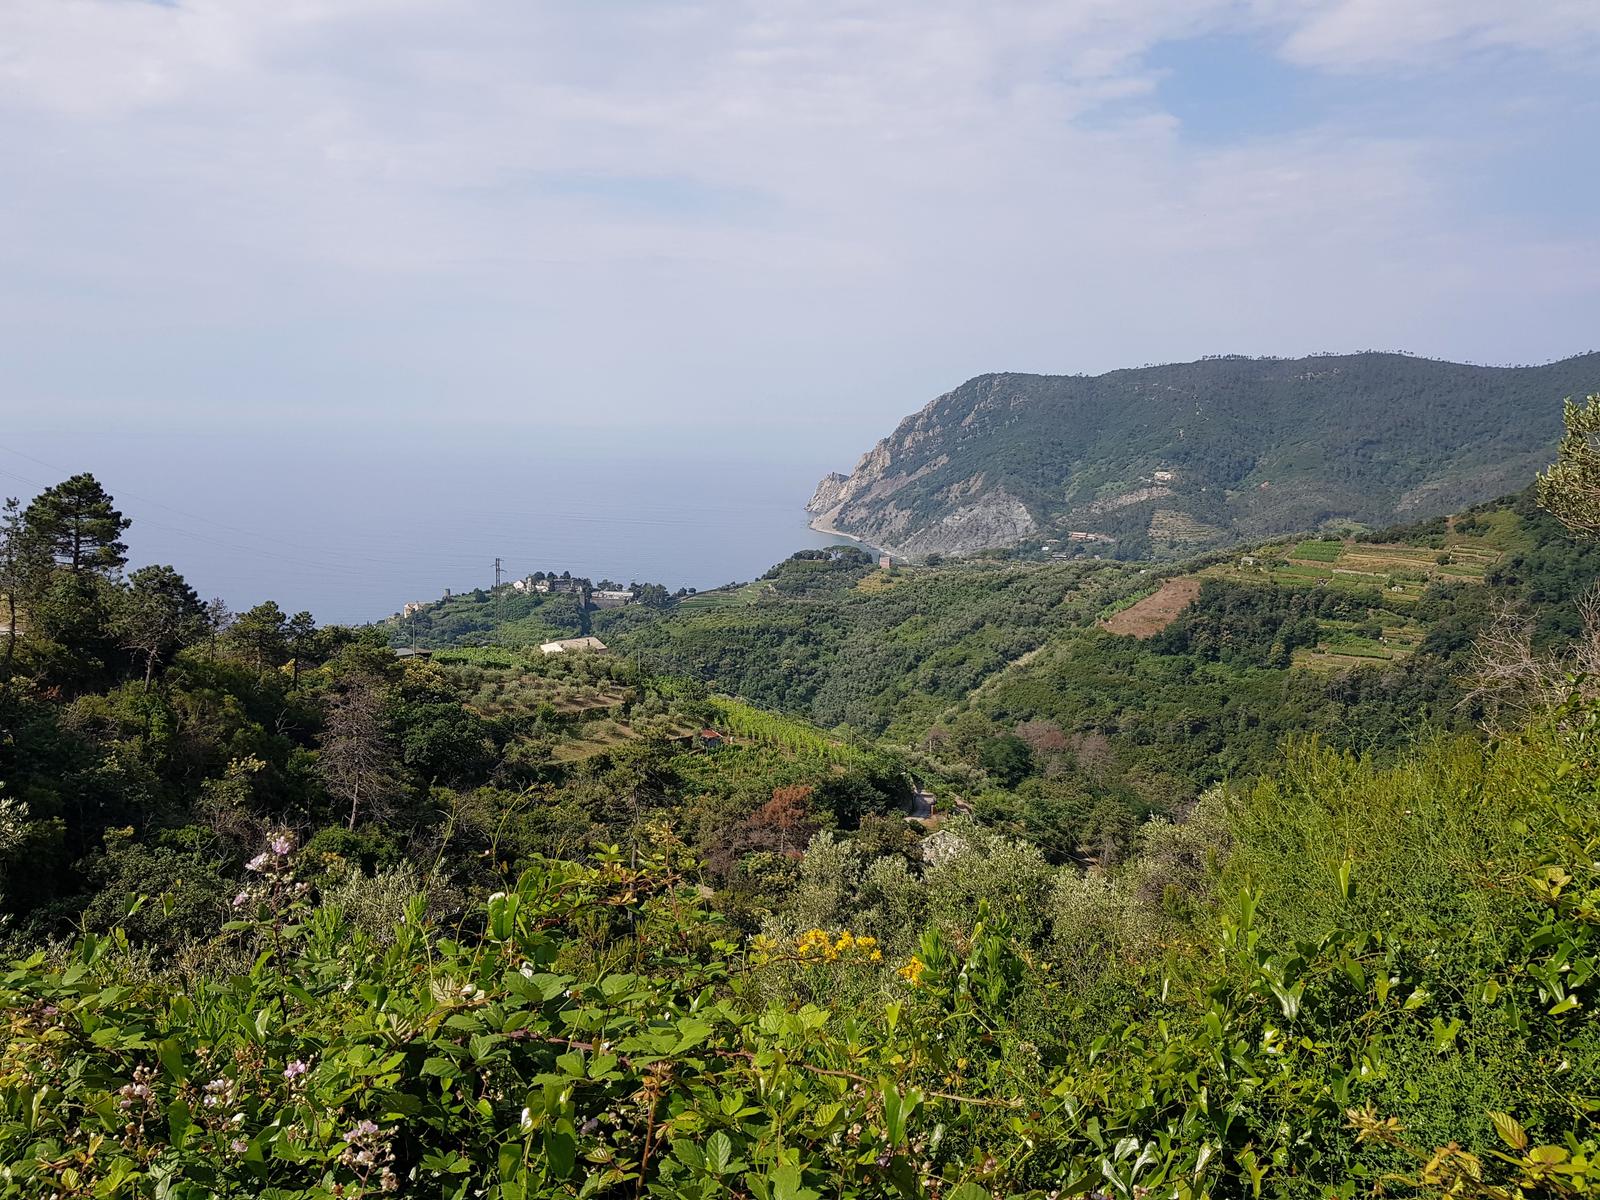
{"left": 5, "top": 705, "right": 1599, "bottom": 1197}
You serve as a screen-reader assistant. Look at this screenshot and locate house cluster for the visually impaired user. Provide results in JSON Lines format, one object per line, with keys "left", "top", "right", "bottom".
{"left": 506, "top": 576, "right": 637, "bottom": 608}
{"left": 513, "top": 576, "right": 580, "bottom": 595}
{"left": 1066, "top": 530, "right": 1115, "bottom": 544}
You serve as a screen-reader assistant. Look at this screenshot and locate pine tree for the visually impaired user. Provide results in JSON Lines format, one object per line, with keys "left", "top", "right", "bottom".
{"left": 228, "top": 601, "right": 289, "bottom": 678}
{"left": 286, "top": 611, "right": 318, "bottom": 690}
{"left": 21, "top": 474, "right": 130, "bottom": 575}
{"left": 113, "top": 565, "right": 207, "bottom": 689}
{"left": 0, "top": 498, "right": 30, "bottom": 676}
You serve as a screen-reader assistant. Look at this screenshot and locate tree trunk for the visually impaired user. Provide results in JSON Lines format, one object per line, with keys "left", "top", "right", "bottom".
{"left": 2, "top": 592, "right": 15, "bottom": 677}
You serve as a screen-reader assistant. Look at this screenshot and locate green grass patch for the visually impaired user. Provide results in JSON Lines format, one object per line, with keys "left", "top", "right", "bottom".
{"left": 1291, "top": 539, "right": 1345, "bottom": 563}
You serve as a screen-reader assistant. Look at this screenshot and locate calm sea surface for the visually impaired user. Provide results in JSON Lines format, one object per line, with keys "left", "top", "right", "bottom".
{"left": 0, "top": 427, "right": 859, "bottom": 624}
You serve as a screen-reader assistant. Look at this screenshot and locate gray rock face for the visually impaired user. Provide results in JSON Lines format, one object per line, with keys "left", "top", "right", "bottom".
{"left": 805, "top": 397, "right": 1009, "bottom": 556}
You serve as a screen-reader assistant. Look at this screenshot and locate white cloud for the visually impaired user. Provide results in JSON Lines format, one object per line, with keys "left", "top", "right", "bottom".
{"left": 0, "top": 0, "right": 1596, "bottom": 439}
{"left": 1279, "top": 0, "right": 1600, "bottom": 69}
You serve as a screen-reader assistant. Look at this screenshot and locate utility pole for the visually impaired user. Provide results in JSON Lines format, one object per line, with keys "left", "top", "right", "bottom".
{"left": 494, "top": 557, "right": 503, "bottom": 590}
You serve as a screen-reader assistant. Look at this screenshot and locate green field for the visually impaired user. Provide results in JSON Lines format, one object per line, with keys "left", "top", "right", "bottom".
{"left": 1290, "top": 539, "right": 1344, "bottom": 562}
{"left": 675, "top": 581, "right": 771, "bottom": 611}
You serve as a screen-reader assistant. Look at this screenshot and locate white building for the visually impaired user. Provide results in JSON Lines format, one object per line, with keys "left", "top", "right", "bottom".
{"left": 539, "top": 637, "right": 608, "bottom": 655}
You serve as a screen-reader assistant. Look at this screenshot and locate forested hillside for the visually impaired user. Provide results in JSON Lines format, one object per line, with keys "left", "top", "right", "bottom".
{"left": 2, "top": 397, "right": 1599, "bottom": 1199}
{"left": 807, "top": 351, "right": 1600, "bottom": 559}
{"left": 398, "top": 485, "right": 1599, "bottom": 867}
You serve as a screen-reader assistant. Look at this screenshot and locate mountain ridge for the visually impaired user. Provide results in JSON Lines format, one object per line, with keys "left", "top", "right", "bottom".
{"left": 807, "top": 350, "right": 1600, "bottom": 558}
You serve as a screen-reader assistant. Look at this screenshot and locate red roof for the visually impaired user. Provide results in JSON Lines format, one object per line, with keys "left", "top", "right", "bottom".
{"left": 699, "top": 729, "right": 723, "bottom": 738}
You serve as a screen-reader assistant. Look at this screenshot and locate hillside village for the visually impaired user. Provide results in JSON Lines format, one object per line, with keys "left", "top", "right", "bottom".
{"left": 387, "top": 567, "right": 684, "bottom": 653}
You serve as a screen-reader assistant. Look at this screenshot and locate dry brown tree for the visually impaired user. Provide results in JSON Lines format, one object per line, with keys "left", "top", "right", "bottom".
{"left": 319, "top": 671, "right": 400, "bottom": 830}
{"left": 1463, "top": 584, "right": 1600, "bottom": 732}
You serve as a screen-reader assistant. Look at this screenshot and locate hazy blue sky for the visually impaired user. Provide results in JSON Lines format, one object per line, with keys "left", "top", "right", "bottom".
{"left": 2, "top": 1, "right": 1598, "bottom": 616}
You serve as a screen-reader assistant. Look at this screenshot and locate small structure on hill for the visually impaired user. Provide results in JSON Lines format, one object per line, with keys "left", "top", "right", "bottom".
{"left": 536, "top": 579, "right": 585, "bottom": 595}
{"left": 878, "top": 554, "right": 893, "bottom": 569}
{"left": 539, "top": 636, "right": 608, "bottom": 655}
{"left": 591, "top": 589, "right": 635, "bottom": 609}
{"left": 696, "top": 729, "right": 724, "bottom": 749}
{"left": 393, "top": 647, "right": 432, "bottom": 660}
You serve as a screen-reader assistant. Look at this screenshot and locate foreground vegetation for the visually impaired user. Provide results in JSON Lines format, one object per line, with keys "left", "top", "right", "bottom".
{"left": 4, "top": 708, "right": 1597, "bottom": 1197}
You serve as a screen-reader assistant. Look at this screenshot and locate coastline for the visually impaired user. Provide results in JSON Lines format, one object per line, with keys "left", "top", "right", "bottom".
{"left": 806, "top": 512, "right": 883, "bottom": 556}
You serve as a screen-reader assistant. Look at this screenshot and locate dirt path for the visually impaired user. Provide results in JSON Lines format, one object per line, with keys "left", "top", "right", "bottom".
{"left": 1098, "top": 576, "right": 1202, "bottom": 638}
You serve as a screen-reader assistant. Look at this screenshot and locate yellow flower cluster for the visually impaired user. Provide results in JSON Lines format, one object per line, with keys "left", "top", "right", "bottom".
{"left": 749, "top": 929, "right": 882, "bottom": 965}
{"left": 897, "top": 956, "right": 927, "bottom": 986}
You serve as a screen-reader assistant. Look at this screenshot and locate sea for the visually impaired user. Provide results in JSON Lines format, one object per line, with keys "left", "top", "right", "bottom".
{"left": 0, "top": 425, "right": 862, "bottom": 625}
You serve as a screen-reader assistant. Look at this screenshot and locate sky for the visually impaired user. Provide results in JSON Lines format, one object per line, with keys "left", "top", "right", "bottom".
{"left": 1, "top": 0, "right": 1598, "bottom": 615}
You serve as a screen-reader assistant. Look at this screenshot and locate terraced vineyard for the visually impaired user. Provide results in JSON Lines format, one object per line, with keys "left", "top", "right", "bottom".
{"left": 1291, "top": 611, "right": 1429, "bottom": 671}
{"left": 674, "top": 580, "right": 774, "bottom": 611}
{"left": 1211, "top": 533, "right": 1504, "bottom": 604}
